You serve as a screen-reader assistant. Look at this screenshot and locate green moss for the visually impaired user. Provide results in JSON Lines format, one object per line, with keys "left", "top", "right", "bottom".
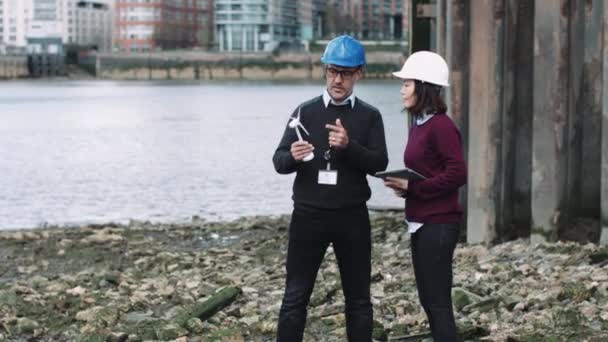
{"left": 99, "top": 56, "right": 399, "bottom": 79}
{"left": 554, "top": 308, "right": 581, "bottom": 328}
{"left": 557, "top": 283, "right": 595, "bottom": 303}
{"left": 77, "top": 333, "right": 106, "bottom": 342}
{"left": 601, "top": 213, "right": 608, "bottom": 228}
{"left": 206, "top": 327, "right": 244, "bottom": 341}
{"left": 123, "top": 318, "right": 166, "bottom": 340}
{"left": 372, "top": 320, "right": 387, "bottom": 341}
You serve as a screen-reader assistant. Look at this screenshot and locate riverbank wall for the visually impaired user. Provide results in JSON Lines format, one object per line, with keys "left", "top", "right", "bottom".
{"left": 84, "top": 51, "right": 405, "bottom": 81}
{"left": 0, "top": 55, "right": 28, "bottom": 79}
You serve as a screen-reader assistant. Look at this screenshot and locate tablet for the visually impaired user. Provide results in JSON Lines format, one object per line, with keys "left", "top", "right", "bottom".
{"left": 373, "top": 168, "right": 427, "bottom": 181}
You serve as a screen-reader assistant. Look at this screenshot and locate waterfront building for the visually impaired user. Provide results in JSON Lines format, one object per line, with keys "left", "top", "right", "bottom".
{"left": 115, "top": 0, "right": 213, "bottom": 52}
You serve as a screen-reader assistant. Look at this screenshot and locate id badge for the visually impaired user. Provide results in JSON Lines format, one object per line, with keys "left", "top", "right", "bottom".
{"left": 318, "top": 170, "right": 338, "bottom": 185}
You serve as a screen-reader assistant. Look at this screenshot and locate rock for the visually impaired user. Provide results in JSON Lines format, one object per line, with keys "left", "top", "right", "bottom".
{"left": 82, "top": 230, "right": 125, "bottom": 244}
{"left": 452, "top": 287, "right": 483, "bottom": 311}
{"left": 186, "top": 317, "right": 205, "bottom": 333}
{"left": 131, "top": 318, "right": 166, "bottom": 340}
{"left": 105, "top": 332, "right": 128, "bottom": 342}
{"left": 66, "top": 286, "right": 87, "bottom": 296}
{"left": 16, "top": 318, "right": 38, "bottom": 334}
{"left": 464, "top": 297, "right": 501, "bottom": 313}
{"left": 389, "top": 323, "right": 409, "bottom": 336}
{"left": 1, "top": 214, "right": 607, "bottom": 341}
{"left": 558, "top": 282, "right": 595, "bottom": 303}
{"left": 240, "top": 314, "right": 260, "bottom": 326}
{"left": 502, "top": 295, "right": 524, "bottom": 311}
{"left": 156, "top": 323, "right": 188, "bottom": 340}
{"left": 127, "top": 334, "right": 142, "bottom": 342}
{"left": 104, "top": 272, "right": 121, "bottom": 286}
{"left": 589, "top": 251, "right": 608, "bottom": 264}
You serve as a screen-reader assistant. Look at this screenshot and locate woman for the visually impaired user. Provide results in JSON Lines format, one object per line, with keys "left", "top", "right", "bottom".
{"left": 383, "top": 51, "right": 467, "bottom": 341}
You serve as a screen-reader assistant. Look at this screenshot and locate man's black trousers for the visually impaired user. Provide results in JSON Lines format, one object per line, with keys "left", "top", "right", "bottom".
{"left": 277, "top": 204, "right": 372, "bottom": 342}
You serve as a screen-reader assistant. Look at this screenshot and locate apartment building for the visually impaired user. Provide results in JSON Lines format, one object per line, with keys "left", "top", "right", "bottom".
{"left": 0, "top": 0, "right": 114, "bottom": 53}
{"left": 215, "top": 0, "right": 301, "bottom": 52}
{"left": 115, "top": 0, "right": 213, "bottom": 52}
{"left": 0, "top": 0, "right": 32, "bottom": 52}
{"left": 34, "top": 0, "right": 62, "bottom": 20}
{"left": 64, "top": 0, "right": 113, "bottom": 51}
{"left": 338, "top": 0, "right": 409, "bottom": 40}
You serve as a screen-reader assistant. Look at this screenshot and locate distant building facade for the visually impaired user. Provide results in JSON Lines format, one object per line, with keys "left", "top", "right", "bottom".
{"left": 0, "top": 0, "right": 33, "bottom": 52}
{"left": 64, "top": 0, "right": 114, "bottom": 51}
{"left": 336, "top": 0, "right": 409, "bottom": 40}
{"left": 0, "top": 0, "right": 114, "bottom": 53}
{"left": 215, "top": 0, "right": 302, "bottom": 52}
{"left": 115, "top": 0, "right": 213, "bottom": 52}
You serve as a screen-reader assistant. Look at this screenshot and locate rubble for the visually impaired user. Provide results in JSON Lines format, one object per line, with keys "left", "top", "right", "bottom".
{"left": 0, "top": 213, "right": 607, "bottom": 341}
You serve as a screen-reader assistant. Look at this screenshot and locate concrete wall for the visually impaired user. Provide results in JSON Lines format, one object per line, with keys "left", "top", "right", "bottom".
{"left": 93, "top": 51, "right": 405, "bottom": 81}
{"left": 0, "top": 55, "right": 28, "bottom": 79}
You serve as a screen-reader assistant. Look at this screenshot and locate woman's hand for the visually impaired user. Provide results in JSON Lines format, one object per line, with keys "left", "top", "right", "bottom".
{"left": 383, "top": 177, "right": 409, "bottom": 198}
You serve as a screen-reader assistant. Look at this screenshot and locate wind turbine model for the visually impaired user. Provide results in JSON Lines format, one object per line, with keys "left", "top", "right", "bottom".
{"left": 288, "top": 107, "right": 314, "bottom": 162}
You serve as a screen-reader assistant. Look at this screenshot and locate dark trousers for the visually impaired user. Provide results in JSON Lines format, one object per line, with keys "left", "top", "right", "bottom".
{"left": 411, "top": 223, "right": 459, "bottom": 342}
{"left": 277, "top": 205, "right": 372, "bottom": 342}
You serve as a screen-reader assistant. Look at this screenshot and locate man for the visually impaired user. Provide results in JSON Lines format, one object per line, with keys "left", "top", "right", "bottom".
{"left": 272, "top": 35, "right": 389, "bottom": 342}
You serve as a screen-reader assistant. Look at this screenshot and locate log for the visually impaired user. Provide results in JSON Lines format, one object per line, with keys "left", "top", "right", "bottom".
{"left": 388, "top": 324, "right": 488, "bottom": 341}
{"left": 175, "top": 286, "right": 241, "bottom": 326}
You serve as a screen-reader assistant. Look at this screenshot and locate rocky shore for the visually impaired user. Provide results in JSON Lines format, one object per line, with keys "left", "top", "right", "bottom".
{"left": 1, "top": 213, "right": 607, "bottom": 341}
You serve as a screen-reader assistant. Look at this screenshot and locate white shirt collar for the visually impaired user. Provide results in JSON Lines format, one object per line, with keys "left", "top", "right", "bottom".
{"left": 323, "top": 89, "right": 356, "bottom": 109}
{"left": 416, "top": 112, "right": 435, "bottom": 126}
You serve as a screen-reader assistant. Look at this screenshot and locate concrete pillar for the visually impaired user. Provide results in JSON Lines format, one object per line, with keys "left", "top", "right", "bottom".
{"left": 227, "top": 25, "right": 232, "bottom": 51}
{"left": 601, "top": 1, "right": 608, "bottom": 244}
{"left": 466, "top": 0, "right": 504, "bottom": 244}
{"left": 531, "top": 0, "right": 570, "bottom": 243}
{"left": 254, "top": 25, "right": 259, "bottom": 52}
{"left": 242, "top": 27, "right": 247, "bottom": 51}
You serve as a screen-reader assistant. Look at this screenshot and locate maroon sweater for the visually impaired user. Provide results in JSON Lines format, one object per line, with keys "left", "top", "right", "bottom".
{"left": 404, "top": 114, "right": 467, "bottom": 223}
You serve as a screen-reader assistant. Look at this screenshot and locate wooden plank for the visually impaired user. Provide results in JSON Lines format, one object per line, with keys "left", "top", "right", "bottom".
{"left": 579, "top": 0, "right": 603, "bottom": 218}
{"left": 509, "top": 0, "right": 534, "bottom": 239}
{"left": 446, "top": 0, "right": 469, "bottom": 236}
{"left": 601, "top": 1, "right": 608, "bottom": 245}
{"left": 466, "top": 0, "right": 504, "bottom": 244}
{"left": 530, "top": 0, "right": 570, "bottom": 243}
{"left": 498, "top": 0, "right": 515, "bottom": 240}
{"left": 493, "top": 0, "right": 534, "bottom": 242}
{"left": 565, "top": 0, "right": 585, "bottom": 218}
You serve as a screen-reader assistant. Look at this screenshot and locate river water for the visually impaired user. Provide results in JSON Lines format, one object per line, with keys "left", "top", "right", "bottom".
{"left": 0, "top": 80, "right": 409, "bottom": 229}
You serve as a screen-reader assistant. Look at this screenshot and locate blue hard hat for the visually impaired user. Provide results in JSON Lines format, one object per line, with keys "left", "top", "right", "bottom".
{"left": 320, "top": 35, "right": 366, "bottom": 67}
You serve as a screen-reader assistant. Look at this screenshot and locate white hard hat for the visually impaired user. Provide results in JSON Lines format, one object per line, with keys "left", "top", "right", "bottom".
{"left": 392, "top": 51, "right": 450, "bottom": 87}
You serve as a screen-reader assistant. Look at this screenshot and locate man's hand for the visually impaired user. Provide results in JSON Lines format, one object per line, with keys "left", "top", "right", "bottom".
{"left": 291, "top": 141, "right": 314, "bottom": 161}
{"left": 325, "top": 118, "right": 350, "bottom": 150}
{"left": 383, "top": 177, "right": 409, "bottom": 198}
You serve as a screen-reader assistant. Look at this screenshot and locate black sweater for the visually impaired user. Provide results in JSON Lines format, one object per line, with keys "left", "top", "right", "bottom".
{"left": 273, "top": 95, "right": 389, "bottom": 209}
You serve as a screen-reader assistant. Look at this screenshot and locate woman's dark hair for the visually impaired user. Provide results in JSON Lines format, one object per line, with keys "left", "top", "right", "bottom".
{"left": 408, "top": 80, "right": 447, "bottom": 115}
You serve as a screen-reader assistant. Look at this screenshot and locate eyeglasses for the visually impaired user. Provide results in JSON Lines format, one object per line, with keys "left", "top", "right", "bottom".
{"left": 325, "top": 67, "right": 359, "bottom": 80}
